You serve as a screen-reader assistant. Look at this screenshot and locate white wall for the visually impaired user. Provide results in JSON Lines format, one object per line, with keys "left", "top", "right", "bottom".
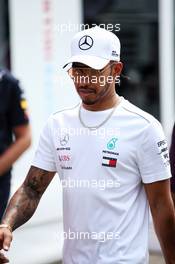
{"left": 159, "top": 0, "right": 175, "bottom": 140}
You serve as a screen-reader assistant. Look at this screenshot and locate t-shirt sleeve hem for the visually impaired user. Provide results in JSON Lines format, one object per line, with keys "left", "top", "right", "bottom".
{"left": 142, "top": 172, "right": 172, "bottom": 184}
{"left": 31, "top": 160, "right": 57, "bottom": 172}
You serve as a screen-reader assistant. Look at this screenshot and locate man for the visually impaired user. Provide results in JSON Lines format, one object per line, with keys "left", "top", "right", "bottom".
{"left": 0, "top": 26, "right": 175, "bottom": 263}
{"left": 170, "top": 123, "right": 175, "bottom": 206}
{"left": 0, "top": 68, "right": 31, "bottom": 222}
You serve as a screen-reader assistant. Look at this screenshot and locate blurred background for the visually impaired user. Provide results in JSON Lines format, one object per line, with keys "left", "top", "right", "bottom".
{"left": 0, "top": 0, "right": 174, "bottom": 263}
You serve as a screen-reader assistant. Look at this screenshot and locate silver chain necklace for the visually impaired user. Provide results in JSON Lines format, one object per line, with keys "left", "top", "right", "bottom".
{"left": 78, "top": 102, "right": 119, "bottom": 130}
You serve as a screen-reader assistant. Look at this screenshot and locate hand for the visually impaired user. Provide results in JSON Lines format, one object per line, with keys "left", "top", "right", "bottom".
{"left": 0, "top": 228, "right": 13, "bottom": 263}
{"left": 0, "top": 251, "right": 9, "bottom": 263}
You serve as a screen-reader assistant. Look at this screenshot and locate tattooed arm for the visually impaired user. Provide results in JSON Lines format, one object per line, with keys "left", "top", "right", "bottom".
{"left": 1, "top": 165, "right": 56, "bottom": 231}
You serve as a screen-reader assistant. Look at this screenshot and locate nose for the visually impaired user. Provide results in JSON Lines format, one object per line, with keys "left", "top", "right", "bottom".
{"left": 76, "top": 75, "right": 90, "bottom": 87}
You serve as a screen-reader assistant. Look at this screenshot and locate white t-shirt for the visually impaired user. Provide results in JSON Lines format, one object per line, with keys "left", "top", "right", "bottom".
{"left": 32, "top": 98, "right": 171, "bottom": 264}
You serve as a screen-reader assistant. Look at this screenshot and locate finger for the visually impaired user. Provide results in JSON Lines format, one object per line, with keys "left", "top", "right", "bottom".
{"left": 3, "top": 233, "right": 12, "bottom": 251}
{"left": 0, "top": 252, "right": 9, "bottom": 263}
{"left": 0, "top": 234, "right": 4, "bottom": 250}
{"left": 0, "top": 241, "right": 3, "bottom": 250}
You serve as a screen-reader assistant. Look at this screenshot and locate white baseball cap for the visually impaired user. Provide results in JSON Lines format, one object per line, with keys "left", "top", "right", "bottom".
{"left": 63, "top": 26, "right": 121, "bottom": 70}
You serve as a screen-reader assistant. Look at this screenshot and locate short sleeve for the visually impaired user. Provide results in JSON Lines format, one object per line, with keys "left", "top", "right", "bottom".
{"left": 32, "top": 117, "right": 57, "bottom": 172}
{"left": 8, "top": 80, "right": 29, "bottom": 127}
{"left": 137, "top": 120, "right": 171, "bottom": 184}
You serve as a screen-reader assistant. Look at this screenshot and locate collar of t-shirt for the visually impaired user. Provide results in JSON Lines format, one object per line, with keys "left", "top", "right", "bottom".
{"left": 80, "top": 97, "right": 124, "bottom": 127}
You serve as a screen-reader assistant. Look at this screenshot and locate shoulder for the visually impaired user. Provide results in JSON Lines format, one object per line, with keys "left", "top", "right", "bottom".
{"left": 124, "top": 102, "right": 168, "bottom": 152}
{"left": 52, "top": 104, "right": 80, "bottom": 119}
{"left": 0, "top": 69, "right": 21, "bottom": 98}
{"left": 0, "top": 69, "right": 22, "bottom": 105}
{"left": 0, "top": 68, "right": 19, "bottom": 86}
{"left": 120, "top": 98, "right": 160, "bottom": 126}
{"left": 44, "top": 104, "right": 80, "bottom": 129}
{"left": 119, "top": 99, "right": 164, "bottom": 140}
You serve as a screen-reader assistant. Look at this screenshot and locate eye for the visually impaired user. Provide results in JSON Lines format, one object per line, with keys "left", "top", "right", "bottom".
{"left": 72, "top": 68, "right": 80, "bottom": 75}
{"left": 76, "top": 69, "right": 85, "bottom": 75}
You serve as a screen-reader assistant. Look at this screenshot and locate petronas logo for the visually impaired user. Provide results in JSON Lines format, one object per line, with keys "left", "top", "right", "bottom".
{"left": 107, "top": 138, "right": 118, "bottom": 150}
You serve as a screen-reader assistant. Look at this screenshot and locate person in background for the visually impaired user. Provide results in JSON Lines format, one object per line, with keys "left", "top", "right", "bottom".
{"left": 170, "top": 123, "right": 175, "bottom": 206}
{"left": 0, "top": 68, "right": 31, "bottom": 221}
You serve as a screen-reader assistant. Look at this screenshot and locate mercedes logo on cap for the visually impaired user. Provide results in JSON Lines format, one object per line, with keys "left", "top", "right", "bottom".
{"left": 78, "top": 35, "right": 94, "bottom": 50}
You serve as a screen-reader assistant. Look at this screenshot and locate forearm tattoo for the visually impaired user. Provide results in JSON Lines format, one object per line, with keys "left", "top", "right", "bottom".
{"left": 1, "top": 166, "right": 55, "bottom": 231}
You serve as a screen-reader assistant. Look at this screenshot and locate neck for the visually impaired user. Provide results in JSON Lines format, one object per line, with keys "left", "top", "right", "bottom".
{"left": 82, "top": 93, "right": 120, "bottom": 111}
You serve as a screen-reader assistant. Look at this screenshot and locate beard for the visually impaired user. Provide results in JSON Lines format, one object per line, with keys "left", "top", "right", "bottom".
{"left": 81, "top": 83, "right": 111, "bottom": 105}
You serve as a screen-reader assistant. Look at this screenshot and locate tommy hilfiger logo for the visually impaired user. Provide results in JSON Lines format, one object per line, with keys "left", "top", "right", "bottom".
{"left": 102, "top": 157, "right": 117, "bottom": 167}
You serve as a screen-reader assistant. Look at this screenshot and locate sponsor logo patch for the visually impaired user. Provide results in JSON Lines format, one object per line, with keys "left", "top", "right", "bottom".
{"left": 107, "top": 138, "right": 118, "bottom": 150}
{"left": 102, "top": 157, "right": 117, "bottom": 168}
{"left": 112, "top": 50, "right": 119, "bottom": 57}
{"left": 79, "top": 35, "right": 94, "bottom": 50}
{"left": 157, "top": 139, "right": 170, "bottom": 167}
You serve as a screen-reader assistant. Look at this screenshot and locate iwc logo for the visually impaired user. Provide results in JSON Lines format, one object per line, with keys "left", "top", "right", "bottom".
{"left": 78, "top": 35, "right": 94, "bottom": 50}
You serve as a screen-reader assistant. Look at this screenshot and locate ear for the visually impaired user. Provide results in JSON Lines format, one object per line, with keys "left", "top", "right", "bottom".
{"left": 113, "top": 62, "right": 123, "bottom": 76}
